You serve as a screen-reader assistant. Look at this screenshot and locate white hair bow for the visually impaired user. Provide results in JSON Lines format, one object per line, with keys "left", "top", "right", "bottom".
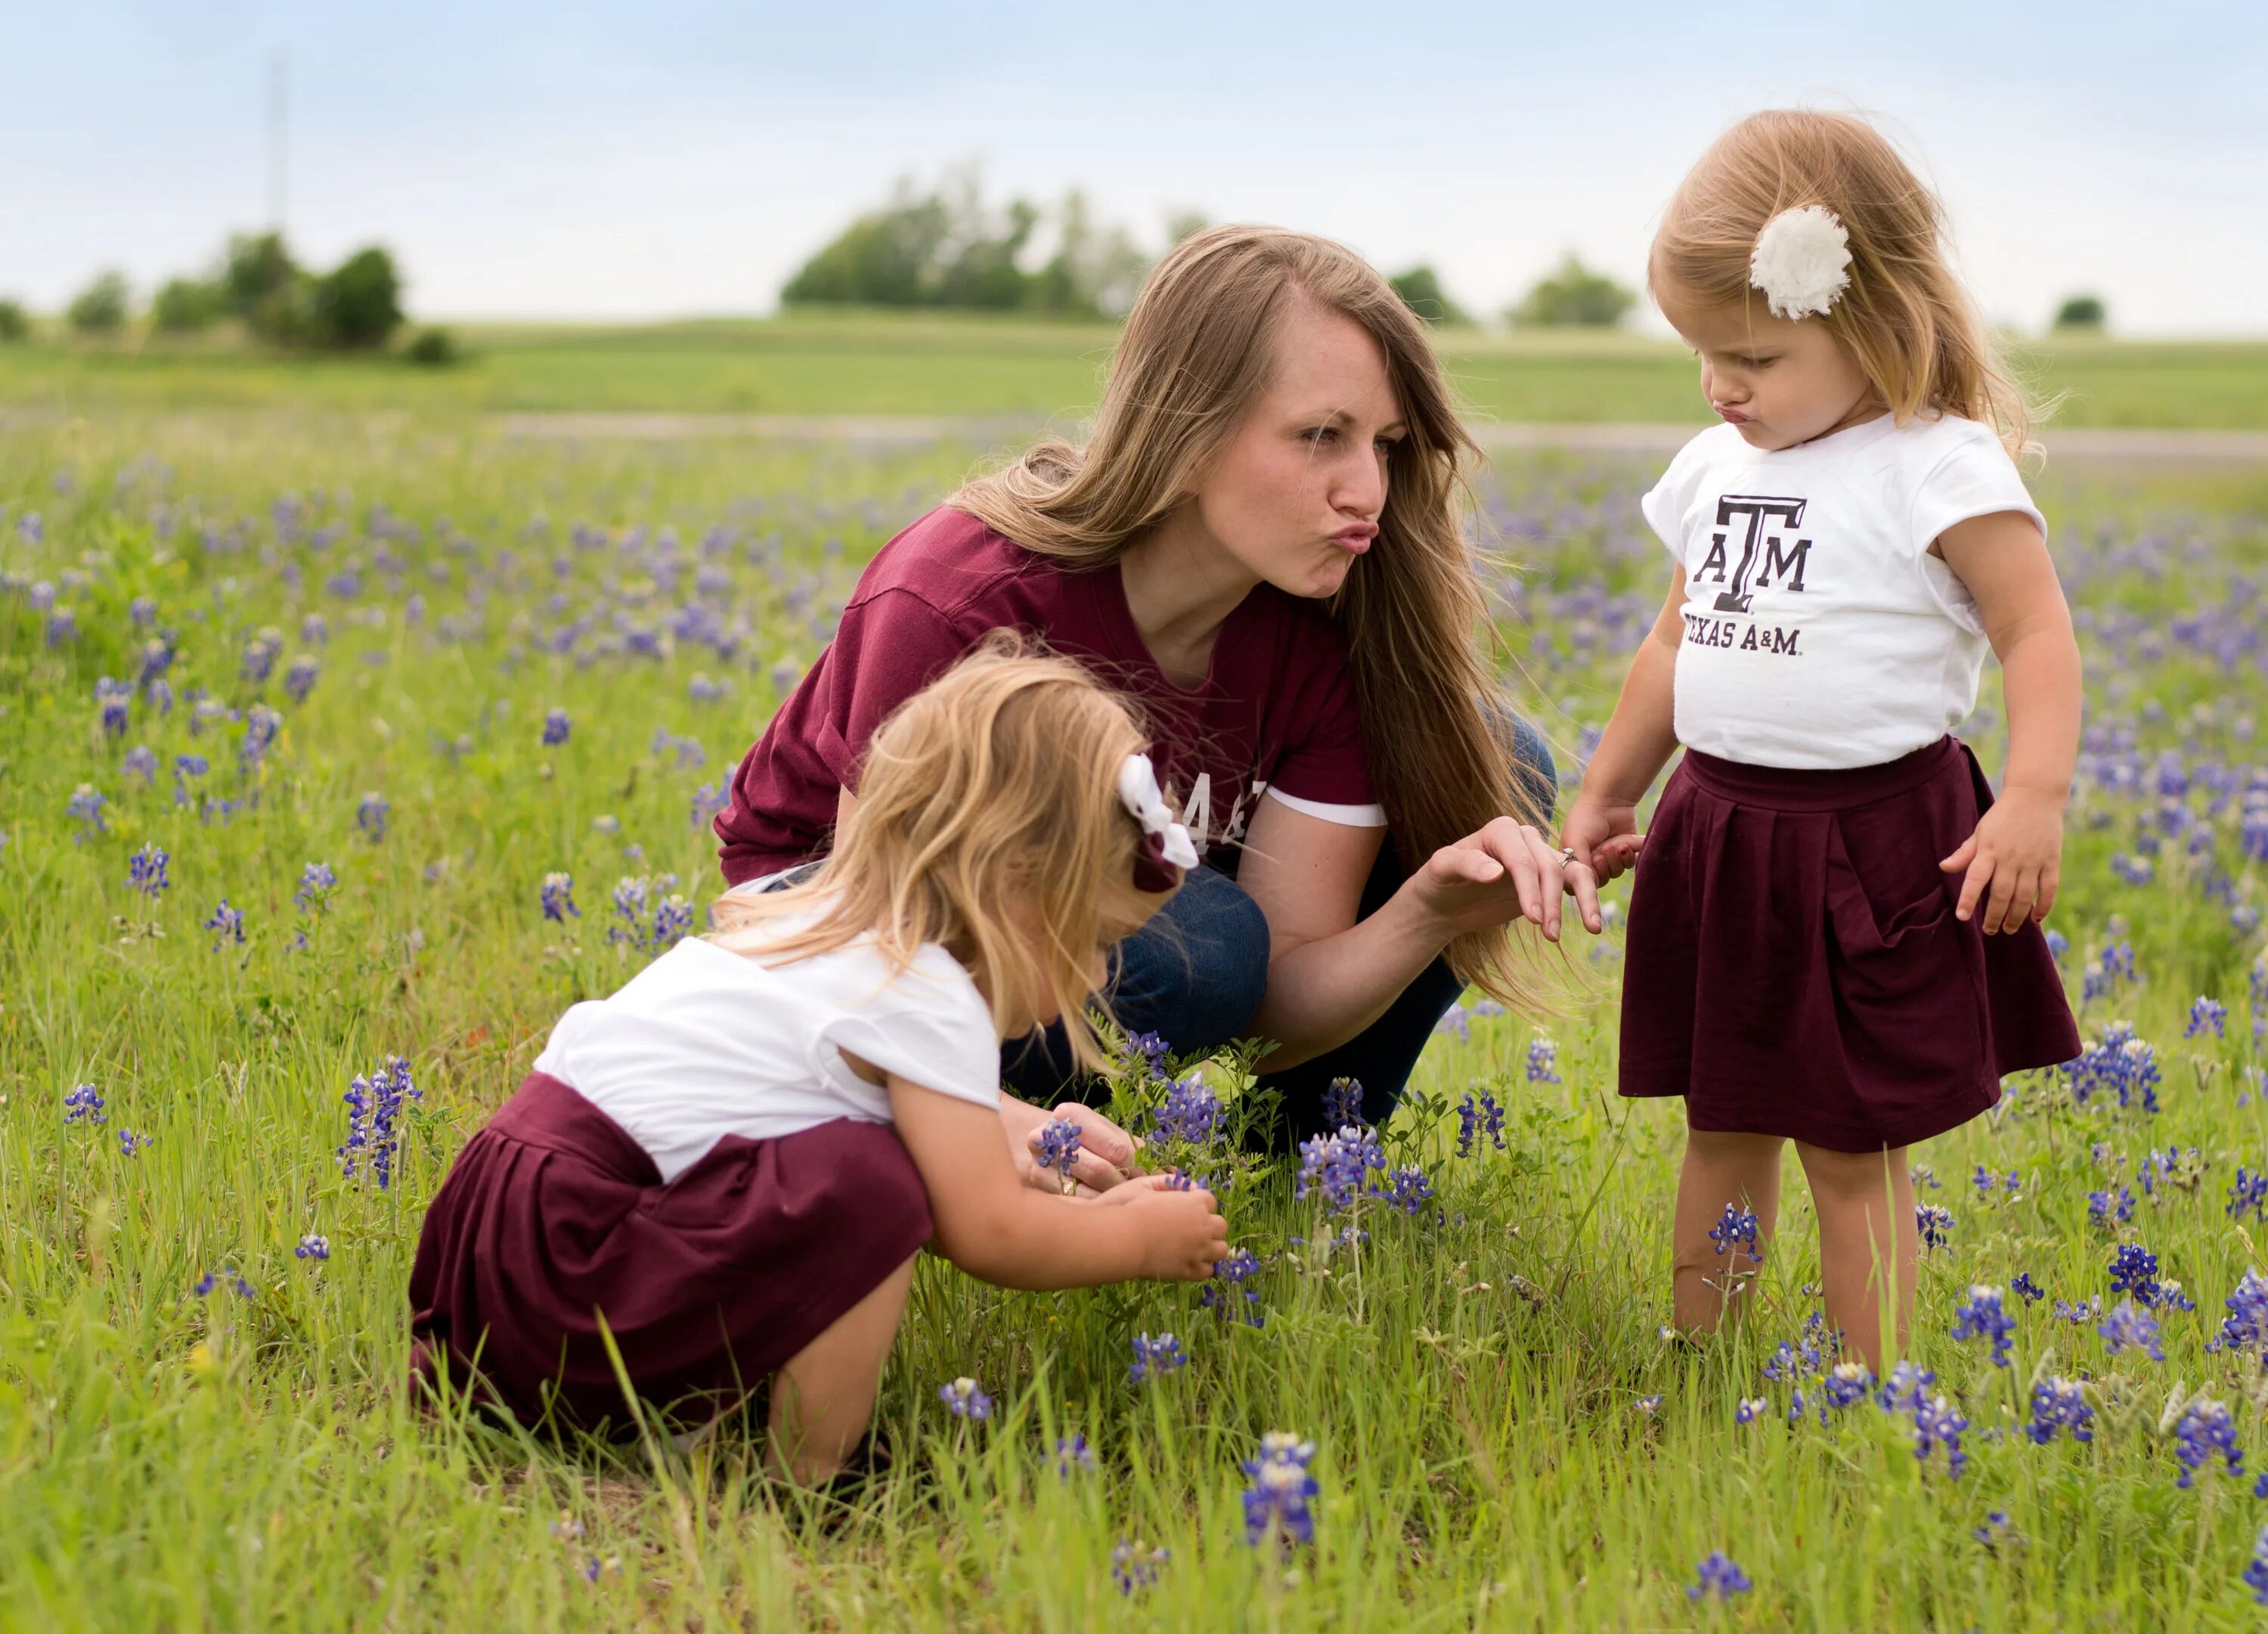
{"left": 1117, "top": 753, "right": 1200, "bottom": 890}
{"left": 1749, "top": 206, "right": 1852, "bottom": 321}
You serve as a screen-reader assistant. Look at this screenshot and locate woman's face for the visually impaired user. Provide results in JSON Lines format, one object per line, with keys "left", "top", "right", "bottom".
{"left": 1187, "top": 296, "right": 1408, "bottom": 600}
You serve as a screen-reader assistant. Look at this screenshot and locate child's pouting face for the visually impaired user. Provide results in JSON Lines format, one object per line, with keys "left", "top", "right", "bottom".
{"left": 1658, "top": 289, "right": 1885, "bottom": 453}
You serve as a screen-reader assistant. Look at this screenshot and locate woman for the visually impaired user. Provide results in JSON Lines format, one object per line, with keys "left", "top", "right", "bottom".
{"left": 715, "top": 225, "right": 1602, "bottom": 1155}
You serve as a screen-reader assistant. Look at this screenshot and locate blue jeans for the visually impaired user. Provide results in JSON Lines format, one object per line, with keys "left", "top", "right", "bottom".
{"left": 1002, "top": 715, "right": 1557, "bottom": 1149}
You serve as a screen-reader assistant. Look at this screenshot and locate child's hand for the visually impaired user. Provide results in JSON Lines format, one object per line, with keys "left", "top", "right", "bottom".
{"left": 1561, "top": 796, "right": 1644, "bottom": 883}
{"left": 1939, "top": 787, "right": 2065, "bottom": 934}
{"left": 1024, "top": 1101, "right": 1143, "bottom": 1195}
{"left": 1101, "top": 1179, "right": 1228, "bottom": 1281}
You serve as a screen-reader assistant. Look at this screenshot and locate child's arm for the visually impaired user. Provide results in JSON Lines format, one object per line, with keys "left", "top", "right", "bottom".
{"left": 1932, "top": 512, "right": 2081, "bottom": 932}
{"left": 1559, "top": 566, "right": 1687, "bottom": 882}
{"left": 888, "top": 1074, "right": 1226, "bottom": 1291}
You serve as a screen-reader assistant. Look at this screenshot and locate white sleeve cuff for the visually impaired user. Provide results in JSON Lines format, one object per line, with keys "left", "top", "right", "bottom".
{"left": 1265, "top": 786, "right": 1388, "bottom": 827}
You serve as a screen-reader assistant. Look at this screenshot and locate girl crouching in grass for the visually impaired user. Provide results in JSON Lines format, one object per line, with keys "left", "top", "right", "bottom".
{"left": 410, "top": 638, "right": 1228, "bottom": 1481}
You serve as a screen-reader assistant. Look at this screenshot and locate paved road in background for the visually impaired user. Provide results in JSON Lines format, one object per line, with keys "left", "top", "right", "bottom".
{"left": 489, "top": 412, "right": 2268, "bottom": 464}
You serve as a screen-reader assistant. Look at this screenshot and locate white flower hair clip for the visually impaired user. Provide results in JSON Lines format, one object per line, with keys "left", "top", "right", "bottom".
{"left": 1749, "top": 206, "right": 1852, "bottom": 321}
{"left": 1117, "top": 753, "right": 1200, "bottom": 892}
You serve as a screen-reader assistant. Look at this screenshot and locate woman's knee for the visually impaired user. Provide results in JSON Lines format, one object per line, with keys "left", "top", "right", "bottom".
{"left": 1112, "top": 868, "right": 1271, "bottom": 1050}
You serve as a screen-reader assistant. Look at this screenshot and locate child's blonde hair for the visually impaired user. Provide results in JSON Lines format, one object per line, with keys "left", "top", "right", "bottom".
{"left": 709, "top": 633, "right": 1171, "bottom": 1071}
{"left": 1650, "top": 110, "right": 2036, "bottom": 457}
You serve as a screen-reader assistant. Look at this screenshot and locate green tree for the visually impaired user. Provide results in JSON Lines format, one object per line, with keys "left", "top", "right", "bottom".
{"left": 67, "top": 271, "right": 131, "bottom": 334}
{"left": 0, "top": 298, "right": 28, "bottom": 343}
{"left": 1508, "top": 254, "right": 1635, "bottom": 328}
{"left": 152, "top": 277, "right": 228, "bottom": 333}
{"left": 223, "top": 231, "right": 316, "bottom": 344}
{"left": 313, "top": 246, "right": 404, "bottom": 349}
{"left": 2053, "top": 293, "right": 2107, "bottom": 331}
{"left": 1389, "top": 265, "right": 1470, "bottom": 325}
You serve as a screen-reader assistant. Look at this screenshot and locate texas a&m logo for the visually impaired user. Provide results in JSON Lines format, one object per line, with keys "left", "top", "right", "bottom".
{"left": 1696, "top": 495, "right": 1812, "bottom": 614}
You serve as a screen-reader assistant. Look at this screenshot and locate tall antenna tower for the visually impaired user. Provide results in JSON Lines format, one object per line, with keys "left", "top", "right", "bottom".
{"left": 266, "top": 48, "right": 288, "bottom": 232}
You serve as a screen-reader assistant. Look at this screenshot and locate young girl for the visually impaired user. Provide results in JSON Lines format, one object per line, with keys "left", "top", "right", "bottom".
{"left": 410, "top": 640, "right": 1228, "bottom": 1481}
{"left": 1564, "top": 110, "right": 2084, "bottom": 1369}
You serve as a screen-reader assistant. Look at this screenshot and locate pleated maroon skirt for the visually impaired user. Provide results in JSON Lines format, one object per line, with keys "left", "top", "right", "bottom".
{"left": 408, "top": 1071, "right": 932, "bottom": 1433}
{"left": 1619, "top": 736, "right": 2080, "bottom": 1152}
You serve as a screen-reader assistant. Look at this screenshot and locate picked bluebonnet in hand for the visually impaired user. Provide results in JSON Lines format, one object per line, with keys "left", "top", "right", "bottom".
{"left": 1033, "top": 1118, "right": 1083, "bottom": 1195}
{"left": 1241, "top": 1432, "right": 1319, "bottom": 1547}
{"left": 937, "top": 1376, "right": 992, "bottom": 1419}
{"left": 1687, "top": 1552, "right": 1752, "bottom": 1602}
{"left": 1128, "top": 1332, "right": 1186, "bottom": 1384}
{"left": 1951, "top": 1285, "right": 2017, "bottom": 1368}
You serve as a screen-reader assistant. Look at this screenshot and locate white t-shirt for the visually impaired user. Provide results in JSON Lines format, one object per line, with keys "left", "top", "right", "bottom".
{"left": 1641, "top": 413, "right": 2045, "bottom": 770}
{"left": 531, "top": 926, "right": 999, "bottom": 1184}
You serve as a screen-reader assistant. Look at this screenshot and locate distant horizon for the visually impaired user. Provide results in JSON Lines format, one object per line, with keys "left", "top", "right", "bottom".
{"left": 10, "top": 1, "right": 2265, "bottom": 338}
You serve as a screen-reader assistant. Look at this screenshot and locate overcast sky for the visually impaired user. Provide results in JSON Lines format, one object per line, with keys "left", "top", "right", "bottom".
{"left": 8, "top": 0, "right": 2266, "bottom": 335}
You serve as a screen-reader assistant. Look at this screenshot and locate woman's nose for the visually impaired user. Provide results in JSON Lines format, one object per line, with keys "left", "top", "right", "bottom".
{"left": 1335, "top": 446, "right": 1387, "bottom": 518}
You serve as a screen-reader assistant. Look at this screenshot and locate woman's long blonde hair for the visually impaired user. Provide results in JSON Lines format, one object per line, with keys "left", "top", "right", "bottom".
{"left": 952, "top": 225, "right": 1545, "bottom": 1010}
{"left": 710, "top": 635, "right": 1169, "bottom": 1072}
{"left": 1650, "top": 110, "right": 2037, "bottom": 457}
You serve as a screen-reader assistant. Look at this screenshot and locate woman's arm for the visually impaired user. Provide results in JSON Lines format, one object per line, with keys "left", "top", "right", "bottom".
{"left": 888, "top": 1077, "right": 1225, "bottom": 1290}
{"left": 1560, "top": 566, "right": 1687, "bottom": 881}
{"left": 1932, "top": 512, "right": 2081, "bottom": 932}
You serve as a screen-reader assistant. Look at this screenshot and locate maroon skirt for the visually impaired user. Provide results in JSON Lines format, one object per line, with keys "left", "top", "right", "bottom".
{"left": 1619, "top": 736, "right": 2080, "bottom": 1152}
{"left": 407, "top": 1071, "right": 932, "bottom": 1432}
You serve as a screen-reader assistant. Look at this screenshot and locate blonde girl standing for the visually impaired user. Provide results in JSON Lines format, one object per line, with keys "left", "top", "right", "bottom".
{"left": 1566, "top": 111, "right": 2083, "bottom": 1369}
{"left": 411, "top": 641, "right": 1228, "bottom": 1481}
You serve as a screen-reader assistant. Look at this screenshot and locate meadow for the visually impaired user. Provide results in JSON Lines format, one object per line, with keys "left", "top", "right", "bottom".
{"left": 2, "top": 405, "right": 2266, "bottom": 1632}
{"left": 5, "top": 313, "right": 2268, "bottom": 427}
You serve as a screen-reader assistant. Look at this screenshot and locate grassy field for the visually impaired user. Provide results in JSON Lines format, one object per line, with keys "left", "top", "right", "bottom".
{"left": 5, "top": 313, "right": 2268, "bottom": 428}
{"left": 3, "top": 411, "right": 2267, "bottom": 1630}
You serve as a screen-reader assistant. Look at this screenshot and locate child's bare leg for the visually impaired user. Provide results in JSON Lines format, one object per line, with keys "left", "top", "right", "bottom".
{"left": 1672, "top": 1127, "right": 1785, "bottom": 1336}
{"left": 1794, "top": 1143, "right": 1916, "bottom": 1373}
{"left": 767, "top": 1255, "right": 917, "bottom": 1484}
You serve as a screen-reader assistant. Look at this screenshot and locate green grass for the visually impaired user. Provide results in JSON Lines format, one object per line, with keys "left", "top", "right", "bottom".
{"left": 5, "top": 312, "right": 2268, "bottom": 428}
{"left": 2, "top": 413, "right": 2267, "bottom": 1629}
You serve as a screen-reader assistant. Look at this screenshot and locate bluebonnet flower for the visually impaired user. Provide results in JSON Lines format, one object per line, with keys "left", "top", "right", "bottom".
{"left": 1952, "top": 1285, "right": 2017, "bottom": 1368}
{"left": 1150, "top": 1077, "right": 1221, "bottom": 1146}
{"left": 1202, "top": 1248, "right": 1266, "bottom": 1327}
{"left": 1053, "top": 1433, "right": 1096, "bottom": 1477}
{"left": 2081, "top": 940, "right": 2142, "bottom": 1005}
{"left": 1910, "top": 1164, "right": 1941, "bottom": 1190}
{"left": 1916, "top": 1204, "right": 1955, "bottom": 1253}
{"left": 2099, "top": 1298, "right": 2165, "bottom": 1361}
{"left": 1911, "top": 1394, "right": 1969, "bottom": 1479}
{"left": 1822, "top": 1361, "right": 1873, "bottom": 1409}
{"left": 172, "top": 754, "right": 208, "bottom": 808}
{"left": 1033, "top": 1119, "right": 1083, "bottom": 1193}
{"left": 116, "top": 1127, "right": 151, "bottom": 1157}
{"left": 2229, "top": 1169, "right": 2268, "bottom": 1223}
{"left": 2210, "top": 1270, "right": 2268, "bottom": 1360}
{"left": 294, "top": 1233, "right": 330, "bottom": 1261}
{"left": 283, "top": 654, "right": 320, "bottom": 705}
{"left": 652, "top": 894, "right": 694, "bottom": 948}
{"left": 2173, "top": 1397, "right": 2244, "bottom": 1489}
{"left": 1525, "top": 1036, "right": 1561, "bottom": 1084}
{"left": 1321, "top": 1077, "right": 1368, "bottom": 1129}
{"left": 2108, "top": 851, "right": 2155, "bottom": 885}
{"left": 239, "top": 703, "right": 283, "bottom": 770}
{"left": 1457, "top": 1087, "right": 1507, "bottom": 1157}
{"left": 1734, "top": 1397, "right": 1770, "bottom": 1425}
{"left": 194, "top": 1266, "right": 258, "bottom": 1300}
{"left": 1687, "top": 1552, "right": 1752, "bottom": 1602}
{"left": 337, "top": 1056, "right": 420, "bottom": 1189}
{"left": 937, "top": 1376, "right": 992, "bottom": 1419}
{"left": 300, "top": 611, "right": 327, "bottom": 646}
{"left": 95, "top": 676, "right": 132, "bottom": 737}
{"left": 1876, "top": 1360, "right": 1936, "bottom": 1415}
{"left": 2245, "top": 1525, "right": 2268, "bottom": 1606}
{"left": 689, "top": 778, "right": 730, "bottom": 830}
{"left": 122, "top": 744, "right": 156, "bottom": 784}
{"left": 2187, "top": 997, "right": 2229, "bottom": 1039}
{"left": 2054, "top": 1296, "right": 2105, "bottom": 1325}
{"left": 542, "top": 708, "right": 572, "bottom": 747}
{"left": 63, "top": 1084, "right": 107, "bottom": 1125}
{"left": 2064, "top": 1023, "right": 2161, "bottom": 1112}
{"left": 67, "top": 783, "right": 108, "bottom": 842}
{"left": 1377, "top": 1165, "right": 1436, "bottom": 1217}
{"left": 1455, "top": 1094, "right": 1479, "bottom": 1157}
{"left": 2089, "top": 1186, "right": 2136, "bottom": 1227}
{"left": 129, "top": 595, "right": 156, "bottom": 628}
{"left": 240, "top": 629, "right": 281, "bottom": 684}
{"left": 127, "top": 844, "right": 169, "bottom": 899}
{"left": 1241, "top": 1433, "right": 1319, "bottom": 1546}
{"left": 1433, "top": 1004, "right": 1470, "bottom": 1042}
{"left": 2027, "top": 1377, "right": 2094, "bottom": 1446}
{"left": 540, "top": 873, "right": 579, "bottom": 922}
{"left": 1634, "top": 1394, "right": 1662, "bottom": 1417}
{"left": 1296, "top": 1123, "right": 1384, "bottom": 1212}
{"left": 356, "top": 792, "right": 389, "bottom": 842}
{"left": 2012, "top": 1273, "right": 2045, "bottom": 1304}
{"left": 1709, "top": 1204, "right": 1760, "bottom": 1259}
{"left": 1110, "top": 1539, "right": 1169, "bottom": 1596}
{"left": 2108, "top": 1243, "right": 2164, "bottom": 1306}
{"left": 1123, "top": 1031, "right": 1170, "bottom": 1080}
{"left": 2044, "top": 927, "right": 2069, "bottom": 965}
{"left": 296, "top": 862, "right": 337, "bottom": 913}
{"left": 205, "top": 899, "right": 246, "bottom": 950}
{"left": 1972, "top": 1511, "right": 2020, "bottom": 1551}
{"left": 1128, "top": 1332, "right": 1187, "bottom": 1384}
{"left": 46, "top": 606, "right": 76, "bottom": 646}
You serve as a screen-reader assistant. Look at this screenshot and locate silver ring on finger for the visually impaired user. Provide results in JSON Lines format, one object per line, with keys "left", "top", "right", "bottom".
{"left": 1558, "top": 846, "right": 1578, "bottom": 867}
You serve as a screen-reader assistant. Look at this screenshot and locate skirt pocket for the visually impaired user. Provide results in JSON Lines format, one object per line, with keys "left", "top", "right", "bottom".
{"left": 1822, "top": 817, "right": 1988, "bottom": 1096}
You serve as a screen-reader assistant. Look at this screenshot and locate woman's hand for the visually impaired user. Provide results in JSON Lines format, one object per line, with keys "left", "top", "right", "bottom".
{"left": 1561, "top": 795, "right": 1644, "bottom": 884}
{"left": 1013, "top": 1099, "right": 1144, "bottom": 1196}
{"left": 1940, "top": 786, "right": 2065, "bottom": 934}
{"left": 1410, "top": 815, "right": 1603, "bottom": 942}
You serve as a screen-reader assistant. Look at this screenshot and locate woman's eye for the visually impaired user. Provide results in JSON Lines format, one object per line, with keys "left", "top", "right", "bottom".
{"left": 1303, "top": 426, "right": 1339, "bottom": 445}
